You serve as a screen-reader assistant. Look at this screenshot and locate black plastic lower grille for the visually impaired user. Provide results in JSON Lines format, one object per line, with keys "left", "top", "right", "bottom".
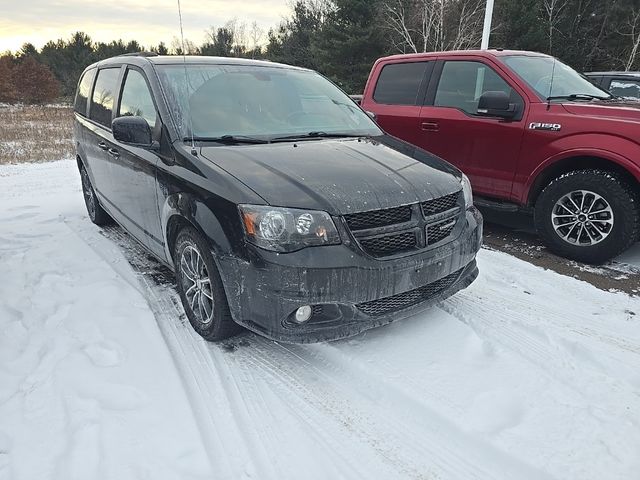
{"left": 356, "top": 269, "right": 462, "bottom": 317}
{"left": 359, "top": 231, "right": 417, "bottom": 257}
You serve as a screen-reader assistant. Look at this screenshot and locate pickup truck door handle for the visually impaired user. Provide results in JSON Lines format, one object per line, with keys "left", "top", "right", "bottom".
{"left": 107, "top": 148, "right": 120, "bottom": 158}
{"left": 421, "top": 121, "right": 440, "bottom": 132}
{"left": 98, "top": 141, "right": 109, "bottom": 150}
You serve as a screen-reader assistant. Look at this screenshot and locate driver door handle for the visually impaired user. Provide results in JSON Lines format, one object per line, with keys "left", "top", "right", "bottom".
{"left": 421, "top": 121, "right": 440, "bottom": 132}
{"left": 98, "top": 141, "right": 108, "bottom": 150}
{"left": 107, "top": 148, "right": 120, "bottom": 158}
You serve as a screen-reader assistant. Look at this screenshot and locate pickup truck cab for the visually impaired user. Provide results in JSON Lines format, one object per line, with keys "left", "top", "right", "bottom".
{"left": 361, "top": 49, "right": 640, "bottom": 263}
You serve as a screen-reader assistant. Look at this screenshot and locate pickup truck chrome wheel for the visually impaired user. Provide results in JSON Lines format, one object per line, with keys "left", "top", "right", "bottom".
{"left": 179, "top": 243, "right": 214, "bottom": 325}
{"left": 551, "top": 190, "right": 614, "bottom": 246}
{"left": 535, "top": 169, "right": 640, "bottom": 264}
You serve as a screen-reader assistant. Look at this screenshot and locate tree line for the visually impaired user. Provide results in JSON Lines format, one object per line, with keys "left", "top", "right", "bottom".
{"left": 2, "top": 0, "right": 640, "bottom": 104}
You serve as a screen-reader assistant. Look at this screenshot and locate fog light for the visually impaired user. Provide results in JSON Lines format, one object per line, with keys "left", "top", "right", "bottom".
{"left": 294, "top": 305, "right": 312, "bottom": 323}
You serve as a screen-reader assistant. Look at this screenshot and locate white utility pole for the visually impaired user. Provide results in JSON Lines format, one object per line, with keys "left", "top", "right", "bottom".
{"left": 481, "top": 0, "right": 495, "bottom": 50}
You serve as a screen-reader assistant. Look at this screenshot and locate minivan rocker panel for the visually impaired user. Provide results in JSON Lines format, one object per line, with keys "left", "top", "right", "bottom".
{"left": 73, "top": 54, "right": 482, "bottom": 343}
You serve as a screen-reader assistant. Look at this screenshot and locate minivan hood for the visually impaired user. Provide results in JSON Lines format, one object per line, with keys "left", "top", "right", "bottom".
{"left": 199, "top": 136, "right": 462, "bottom": 215}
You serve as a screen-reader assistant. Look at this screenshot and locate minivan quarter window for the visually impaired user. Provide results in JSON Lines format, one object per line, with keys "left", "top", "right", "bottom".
{"left": 373, "top": 62, "right": 430, "bottom": 105}
{"left": 90, "top": 67, "right": 121, "bottom": 128}
{"left": 74, "top": 68, "right": 96, "bottom": 116}
{"left": 434, "top": 61, "right": 520, "bottom": 115}
{"left": 119, "top": 68, "right": 157, "bottom": 128}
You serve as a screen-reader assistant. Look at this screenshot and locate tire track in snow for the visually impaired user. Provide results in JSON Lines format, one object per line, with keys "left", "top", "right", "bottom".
{"left": 235, "top": 336, "right": 556, "bottom": 480}
{"left": 69, "top": 221, "right": 401, "bottom": 479}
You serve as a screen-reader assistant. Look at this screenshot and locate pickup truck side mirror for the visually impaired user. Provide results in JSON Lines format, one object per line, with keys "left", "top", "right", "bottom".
{"left": 112, "top": 116, "right": 153, "bottom": 146}
{"left": 477, "top": 91, "right": 517, "bottom": 120}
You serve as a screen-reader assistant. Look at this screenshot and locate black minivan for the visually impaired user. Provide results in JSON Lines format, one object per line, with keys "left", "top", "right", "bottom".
{"left": 73, "top": 53, "right": 483, "bottom": 343}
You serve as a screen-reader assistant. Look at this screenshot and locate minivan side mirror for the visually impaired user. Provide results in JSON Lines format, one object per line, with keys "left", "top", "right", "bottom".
{"left": 112, "top": 116, "right": 153, "bottom": 146}
{"left": 477, "top": 91, "right": 517, "bottom": 119}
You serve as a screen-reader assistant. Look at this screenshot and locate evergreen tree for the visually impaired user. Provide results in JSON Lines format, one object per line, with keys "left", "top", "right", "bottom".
{"left": 312, "top": 0, "right": 387, "bottom": 93}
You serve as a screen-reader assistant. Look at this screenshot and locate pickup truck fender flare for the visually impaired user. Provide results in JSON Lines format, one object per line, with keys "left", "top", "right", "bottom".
{"left": 159, "top": 192, "right": 235, "bottom": 268}
{"left": 525, "top": 144, "right": 640, "bottom": 205}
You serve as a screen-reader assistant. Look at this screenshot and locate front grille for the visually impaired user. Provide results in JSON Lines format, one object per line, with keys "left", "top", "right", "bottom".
{"left": 421, "top": 192, "right": 460, "bottom": 216}
{"left": 344, "top": 205, "right": 412, "bottom": 231}
{"left": 359, "top": 231, "right": 417, "bottom": 257}
{"left": 344, "top": 190, "right": 462, "bottom": 259}
{"left": 356, "top": 269, "right": 462, "bottom": 317}
{"left": 427, "top": 219, "right": 457, "bottom": 245}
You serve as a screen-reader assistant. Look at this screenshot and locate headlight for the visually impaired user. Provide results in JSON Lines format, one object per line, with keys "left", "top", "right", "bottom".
{"left": 461, "top": 173, "right": 473, "bottom": 208}
{"left": 239, "top": 205, "right": 341, "bottom": 252}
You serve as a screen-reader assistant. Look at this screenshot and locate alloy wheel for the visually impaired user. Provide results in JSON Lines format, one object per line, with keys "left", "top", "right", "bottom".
{"left": 81, "top": 168, "right": 96, "bottom": 219}
{"left": 180, "top": 243, "right": 215, "bottom": 325}
{"left": 551, "top": 189, "right": 614, "bottom": 246}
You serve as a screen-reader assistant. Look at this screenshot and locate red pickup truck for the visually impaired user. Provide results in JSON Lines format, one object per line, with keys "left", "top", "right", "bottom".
{"left": 361, "top": 49, "right": 640, "bottom": 263}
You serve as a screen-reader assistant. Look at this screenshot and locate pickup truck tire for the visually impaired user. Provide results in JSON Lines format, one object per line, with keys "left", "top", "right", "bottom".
{"left": 534, "top": 169, "right": 640, "bottom": 264}
{"left": 174, "top": 226, "right": 241, "bottom": 341}
{"left": 80, "top": 165, "right": 112, "bottom": 226}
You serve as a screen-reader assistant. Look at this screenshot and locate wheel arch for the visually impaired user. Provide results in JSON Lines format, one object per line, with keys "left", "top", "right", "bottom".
{"left": 161, "top": 192, "right": 235, "bottom": 267}
{"left": 526, "top": 155, "right": 639, "bottom": 206}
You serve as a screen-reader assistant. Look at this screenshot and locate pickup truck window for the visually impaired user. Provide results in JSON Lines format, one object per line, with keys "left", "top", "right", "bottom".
{"left": 373, "top": 62, "right": 429, "bottom": 105}
{"left": 502, "top": 55, "right": 609, "bottom": 100}
{"left": 434, "top": 61, "right": 516, "bottom": 115}
{"left": 90, "top": 68, "right": 121, "bottom": 129}
{"left": 74, "top": 69, "right": 95, "bottom": 116}
{"left": 608, "top": 79, "right": 640, "bottom": 99}
{"left": 157, "top": 64, "right": 380, "bottom": 140}
{"left": 118, "top": 69, "right": 157, "bottom": 128}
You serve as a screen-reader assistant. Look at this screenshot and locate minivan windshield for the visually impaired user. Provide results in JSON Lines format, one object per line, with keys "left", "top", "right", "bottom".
{"left": 501, "top": 55, "right": 612, "bottom": 100}
{"left": 156, "top": 64, "right": 381, "bottom": 141}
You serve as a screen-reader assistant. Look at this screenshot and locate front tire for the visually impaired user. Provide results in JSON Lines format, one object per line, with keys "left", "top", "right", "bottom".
{"left": 173, "top": 226, "right": 240, "bottom": 341}
{"left": 534, "top": 169, "right": 640, "bottom": 263}
{"left": 80, "top": 165, "right": 112, "bottom": 226}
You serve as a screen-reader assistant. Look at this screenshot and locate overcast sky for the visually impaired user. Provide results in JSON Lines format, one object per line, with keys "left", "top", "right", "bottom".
{"left": 0, "top": 0, "right": 291, "bottom": 52}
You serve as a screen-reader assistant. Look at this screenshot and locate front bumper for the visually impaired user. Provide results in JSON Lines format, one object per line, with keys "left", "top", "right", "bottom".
{"left": 218, "top": 207, "right": 483, "bottom": 343}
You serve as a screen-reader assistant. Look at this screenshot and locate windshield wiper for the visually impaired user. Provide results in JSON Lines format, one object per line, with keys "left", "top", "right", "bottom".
{"left": 186, "top": 135, "right": 269, "bottom": 145}
{"left": 271, "top": 131, "right": 359, "bottom": 142}
{"left": 546, "top": 93, "right": 611, "bottom": 102}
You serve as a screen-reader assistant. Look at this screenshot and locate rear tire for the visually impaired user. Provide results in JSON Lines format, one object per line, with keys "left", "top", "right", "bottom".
{"left": 173, "top": 226, "right": 241, "bottom": 341}
{"left": 80, "top": 165, "right": 112, "bottom": 226}
{"left": 534, "top": 169, "right": 640, "bottom": 264}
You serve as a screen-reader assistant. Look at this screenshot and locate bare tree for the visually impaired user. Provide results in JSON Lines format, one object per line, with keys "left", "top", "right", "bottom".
{"left": 381, "top": 0, "right": 484, "bottom": 54}
{"left": 543, "top": 0, "right": 569, "bottom": 54}
{"left": 622, "top": 9, "right": 640, "bottom": 71}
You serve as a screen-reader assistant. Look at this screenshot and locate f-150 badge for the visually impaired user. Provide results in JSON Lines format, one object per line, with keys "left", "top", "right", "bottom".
{"left": 529, "top": 122, "right": 562, "bottom": 131}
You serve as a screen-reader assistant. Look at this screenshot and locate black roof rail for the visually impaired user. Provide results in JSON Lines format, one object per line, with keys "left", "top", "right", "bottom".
{"left": 118, "top": 51, "right": 159, "bottom": 58}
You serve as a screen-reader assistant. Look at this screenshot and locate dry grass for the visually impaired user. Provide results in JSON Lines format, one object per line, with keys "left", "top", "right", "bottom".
{"left": 0, "top": 104, "right": 74, "bottom": 164}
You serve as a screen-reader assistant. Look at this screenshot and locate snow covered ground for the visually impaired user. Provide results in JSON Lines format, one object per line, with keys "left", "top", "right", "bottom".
{"left": 1, "top": 159, "right": 640, "bottom": 480}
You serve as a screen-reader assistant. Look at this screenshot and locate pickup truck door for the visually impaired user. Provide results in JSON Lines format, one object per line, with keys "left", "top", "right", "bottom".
{"left": 361, "top": 60, "right": 434, "bottom": 147}
{"left": 419, "top": 59, "right": 527, "bottom": 200}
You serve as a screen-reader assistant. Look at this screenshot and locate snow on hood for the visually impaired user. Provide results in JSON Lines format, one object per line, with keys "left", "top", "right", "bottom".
{"left": 199, "top": 136, "right": 462, "bottom": 215}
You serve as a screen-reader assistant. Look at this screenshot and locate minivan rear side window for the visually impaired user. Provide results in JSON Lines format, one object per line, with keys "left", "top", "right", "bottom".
{"left": 373, "top": 62, "right": 429, "bottom": 105}
{"left": 74, "top": 69, "right": 95, "bottom": 116}
{"left": 90, "top": 68, "right": 121, "bottom": 128}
